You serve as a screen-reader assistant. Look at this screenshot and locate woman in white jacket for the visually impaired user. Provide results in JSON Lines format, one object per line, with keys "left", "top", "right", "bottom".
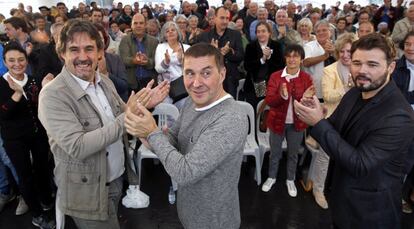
{"left": 155, "top": 21, "right": 190, "bottom": 109}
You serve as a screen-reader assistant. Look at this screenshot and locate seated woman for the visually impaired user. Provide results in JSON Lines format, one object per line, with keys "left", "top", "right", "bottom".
{"left": 244, "top": 21, "right": 284, "bottom": 110}
{"left": 0, "top": 42, "right": 55, "bottom": 228}
{"left": 262, "top": 44, "right": 314, "bottom": 197}
{"left": 155, "top": 21, "right": 190, "bottom": 109}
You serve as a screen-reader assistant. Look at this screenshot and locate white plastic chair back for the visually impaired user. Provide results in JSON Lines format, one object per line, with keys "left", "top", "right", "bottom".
{"left": 236, "top": 79, "right": 245, "bottom": 101}
{"left": 236, "top": 101, "right": 262, "bottom": 185}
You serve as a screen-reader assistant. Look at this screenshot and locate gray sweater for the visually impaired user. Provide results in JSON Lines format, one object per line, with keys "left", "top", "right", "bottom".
{"left": 148, "top": 97, "right": 248, "bottom": 229}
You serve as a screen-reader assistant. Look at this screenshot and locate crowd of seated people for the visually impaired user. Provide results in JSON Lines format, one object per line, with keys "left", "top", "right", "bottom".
{"left": 0, "top": 0, "right": 413, "bottom": 228}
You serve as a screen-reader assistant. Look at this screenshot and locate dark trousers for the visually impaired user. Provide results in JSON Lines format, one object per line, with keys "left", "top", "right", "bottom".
{"left": 224, "top": 76, "right": 238, "bottom": 99}
{"left": 3, "top": 133, "right": 53, "bottom": 216}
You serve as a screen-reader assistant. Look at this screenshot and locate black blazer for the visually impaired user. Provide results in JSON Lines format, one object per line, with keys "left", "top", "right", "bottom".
{"left": 311, "top": 80, "right": 414, "bottom": 229}
{"left": 243, "top": 39, "right": 285, "bottom": 94}
{"left": 35, "top": 42, "right": 63, "bottom": 80}
{"left": 196, "top": 27, "right": 244, "bottom": 83}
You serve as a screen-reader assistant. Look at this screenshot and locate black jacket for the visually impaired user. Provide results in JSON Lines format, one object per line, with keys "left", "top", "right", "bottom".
{"left": 244, "top": 39, "right": 285, "bottom": 94}
{"left": 311, "top": 80, "right": 414, "bottom": 229}
{"left": 196, "top": 27, "right": 244, "bottom": 96}
{"left": 105, "top": 52, "right": 129, "bottom": 102}
{"left": 392, "top": 55, "right": 414, "bottom": 104}
{"left": 35, "top": 41, "right": 63, "bottom": 80}
{"left": 0, "top": 75, "right": 47, "bottom": 140}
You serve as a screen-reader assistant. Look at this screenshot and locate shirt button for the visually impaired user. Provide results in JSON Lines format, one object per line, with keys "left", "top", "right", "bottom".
{"left": 81, "top": 176, "right": 88, "bottom": 183}
{"left": 84, "top": 121, "right": 89, "bottom": 126}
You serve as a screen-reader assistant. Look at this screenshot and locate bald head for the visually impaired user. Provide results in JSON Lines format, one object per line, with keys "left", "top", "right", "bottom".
{"left": 131, "top": 13, "right": 146, "bottom": 37}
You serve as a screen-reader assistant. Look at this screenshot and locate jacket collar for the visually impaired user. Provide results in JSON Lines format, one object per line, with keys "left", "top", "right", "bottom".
{"left": 396, "top": 55, "right": 408, "bottom": 70}
{"left": 60, "top": 66, "right": 89, "bottom": 100}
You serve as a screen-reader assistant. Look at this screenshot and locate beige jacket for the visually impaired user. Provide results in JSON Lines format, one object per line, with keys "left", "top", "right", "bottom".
{"left": 321, "top": 62, "right": 347, "bottom": 117}
{"left": 38, "top": 67, "right": 126, "bottom": 220}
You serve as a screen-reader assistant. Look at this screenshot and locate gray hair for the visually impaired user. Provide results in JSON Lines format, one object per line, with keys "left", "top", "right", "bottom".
{"left": 188, "top": 15, "right": 198, "bottom": 22}
{"left": 174, "top": 14, "right": 188, "bottom": 24}
{"left": 314, "top": 19, "right": 330, "bottom": 31}
{"left": 50, "top": 22, "right": 64, "bottom": 35}
{"left": 257, "top": 7, "right": 268, "bottom": 14}
{"left": 159, "top": 21, "right": 183, "bottom": 43}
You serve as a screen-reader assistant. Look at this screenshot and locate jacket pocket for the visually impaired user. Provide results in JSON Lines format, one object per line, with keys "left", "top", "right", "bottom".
{"left": 348, "top": 188, "right": 396, "bottom": 228}
{"left": 66, "top": 171, "right": 100, "bottom": 211}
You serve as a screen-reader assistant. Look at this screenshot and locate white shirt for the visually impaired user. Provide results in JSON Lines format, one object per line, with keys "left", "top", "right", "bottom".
{"left": 155, "top": 42, "right": 190, "bottom": 82}
{"left": 405, "top": 60, "right": 414, "bottom": 109}
{"left": 304, "top": 40, "right": 325, "bottom": 99}
{"left": 195, "top": 94, "right": 232, "bottom": 112}
{"left": 281, "top": 67, "right": 299, "bottom": 124}
{"left": 3, "top": 72, "right": 28, "bottom": 99}
{"left": 71, "top": 73, "right": 125, "bottom": 182}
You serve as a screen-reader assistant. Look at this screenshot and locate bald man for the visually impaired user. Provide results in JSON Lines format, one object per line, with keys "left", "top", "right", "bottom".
{"left": 119, "top": 13, "right": 159, "bottom": 91}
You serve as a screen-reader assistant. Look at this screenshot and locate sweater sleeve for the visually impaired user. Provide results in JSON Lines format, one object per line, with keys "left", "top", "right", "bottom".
{"left": 147, "top": 111, "right": 248, "bottom": 186}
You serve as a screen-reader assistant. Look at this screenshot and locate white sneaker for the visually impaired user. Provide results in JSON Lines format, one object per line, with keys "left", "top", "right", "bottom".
{"left": 15, "top": 196, "right": 29, "bottom": 215}
{"left": 286, "top": 180, "right": 297, "bottom": 197}
{"left": 261, "top": 178, "right": 276, "bottom": 192}
{"left": 122, "top": 185, "right": 150, "bottom": 209}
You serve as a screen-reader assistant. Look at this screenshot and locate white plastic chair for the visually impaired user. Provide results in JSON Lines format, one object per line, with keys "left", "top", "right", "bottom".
{"left": 256, "top": 99, "right": 287, "bottom": 169}
{"left": 134, "top": 103, "right": 180, "bottom": 191}
{"left": 237, "top": 101, "right": 262, "bottom": 185}
{"left": 236, "top": 79, "right": 245, "bottom": 101}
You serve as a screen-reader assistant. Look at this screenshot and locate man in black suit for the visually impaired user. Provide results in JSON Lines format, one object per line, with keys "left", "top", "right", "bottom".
{"left": 196, "top": 6, "right": 243, "bottom": 98}
{"left": 294, "top": 33, "right": 414, "bottom": 229}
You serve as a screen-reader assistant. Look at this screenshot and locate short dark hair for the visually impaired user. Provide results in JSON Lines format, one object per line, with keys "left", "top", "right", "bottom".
{"left": 351, "top": 33, "right": 396, "bottom": 64}
{"left": 284, "top": 44, "right": 305, "bottom": 59}
{"left": 215, "top": 6, "right": 229, "bottom": 16}
{"left": 56, "top": 2, "right": 66, "bottom": 7}
{"left": 4, "top": 17, "right": 29, "bottom": 33}
{"left": 56, "top": 19, "right": 104, "bottom": 55}
{"left": 3, "top": 41, "right": 27, "bottom": 60}
{"left": 91, "top": 8, "right": 103, "bottom": 16}
{"left": 336, "top": 17, "right": 347, "bottom": 25}
{"left": 184, "top": 43, "right": 224, "bottom": 70}
{"left": 93, "top": 23, "right": 109, "bottom": 50}
{"left": 400, "top": 31, "right": 414, "bottom": 50}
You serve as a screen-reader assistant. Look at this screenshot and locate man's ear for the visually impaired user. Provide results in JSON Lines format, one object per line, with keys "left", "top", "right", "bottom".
{"left": 388, "top": 60, "right": 396, "bottom": 75}
{"left": 219, "top": 66, "right": 226, "bottom": 84}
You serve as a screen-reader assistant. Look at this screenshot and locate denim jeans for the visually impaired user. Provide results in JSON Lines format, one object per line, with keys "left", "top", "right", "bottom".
{"left": 0, "top": 135, "right": 18, "bottom": 194}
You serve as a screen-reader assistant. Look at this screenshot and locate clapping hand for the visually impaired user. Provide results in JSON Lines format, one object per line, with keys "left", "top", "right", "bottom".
{"left": 293, "top": 95, "right": 325, "bottom": 126}
{"left": 6, "top": 75, "right": 24, "bottom": 93}
{"left": 262, "top": 47, "right": 272, "bottom": 61}
{"left": 146, "top": 80, "right": 170, "bottom": 109}
{"left": 280, "top": 82, "right": 288, "bottom": 98}
{"left": 303, "top": 85, "right": 315, "bottom": 99}
{"left": 125, "top": 102, "right": 158, "bottom": 138}
{"left": 210, "top": 39, "right": 219, "bottom": 48}
{"left": 164, "top": 49, "right": 171, "bottom": 65}
{"left": 41, "top": 73, "right": 54, "bottom": 87}
{"left": 220, "top": 41, "right": 231, "bottom": 56}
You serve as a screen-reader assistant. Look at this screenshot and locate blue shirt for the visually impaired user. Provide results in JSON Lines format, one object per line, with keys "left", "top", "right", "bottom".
{"left": 134, "top": 36, "right": 151, "bottom": 80}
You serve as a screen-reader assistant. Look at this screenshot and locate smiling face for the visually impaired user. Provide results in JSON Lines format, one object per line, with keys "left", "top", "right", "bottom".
{"left": 60, "top": 32, "right": 102, "bottom": 82}
{"left": 339, "top": 42, "right": 352, "bottom": 66}
{"left": 165, "top": 25, "right": 178, "bottom": 43}
{"left": 404, "top": 35, "right": 414, "bottom": 63}
{"left": 183, "top": 55, "right": 226, "bottom": 108}
{"left": 256, "top": 24, "right": 270, "bottom": 43}
{"left": 4, "top": 50, "right": 27, "bottom": 78}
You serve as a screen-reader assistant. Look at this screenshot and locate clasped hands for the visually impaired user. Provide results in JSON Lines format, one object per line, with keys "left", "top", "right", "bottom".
{"left": 124, "top": 79, "right": 169, "bottom": 139}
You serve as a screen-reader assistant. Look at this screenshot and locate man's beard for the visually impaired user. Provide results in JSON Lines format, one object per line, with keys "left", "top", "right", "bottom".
{"left": 353, "top": 71, "right": 388, "bottom": 92}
